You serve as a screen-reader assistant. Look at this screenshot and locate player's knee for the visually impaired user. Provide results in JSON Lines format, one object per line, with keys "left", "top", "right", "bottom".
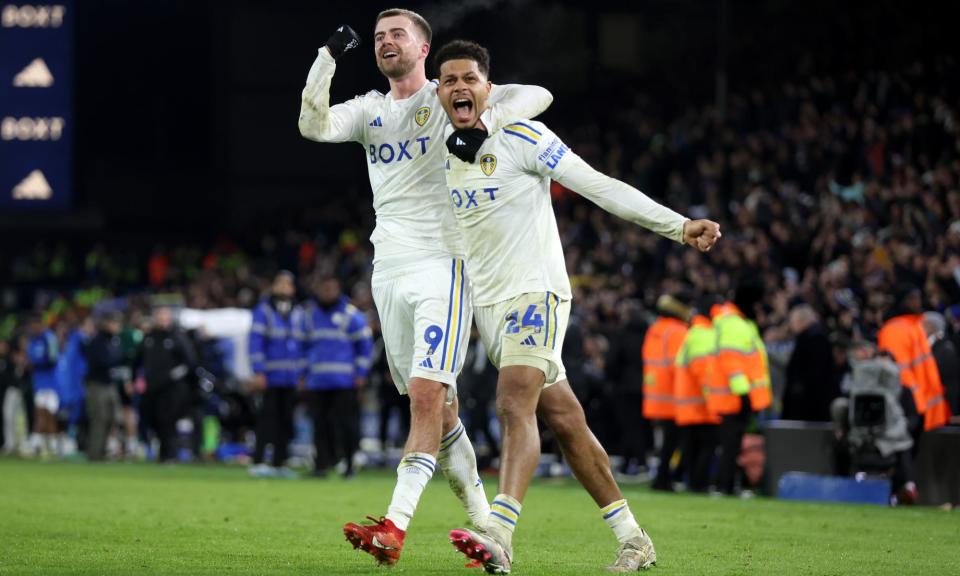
{"left": 539, "top": 383, "right": 587, "bottom": 441}
{"left": 495, "top": 392, "right": 536, "bottom": 423}
{"left": 545, "top": 406, "right": 586, "bottom": 442}
{"left": 407, "top": 378, "right": 445, "bottom": 419}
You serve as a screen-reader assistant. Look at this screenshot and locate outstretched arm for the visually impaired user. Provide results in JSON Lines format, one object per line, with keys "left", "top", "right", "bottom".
{"left": 481, "top": 84, "right": 554, "bottom": 134}
{"left": 298, "top": 28, "right": 365, "bottom": 143}
{"left": 555, "top": 154, "right": 720, "bottom": 251}
{"left": 519, "top": 123, "right": 720, "bottom": 251}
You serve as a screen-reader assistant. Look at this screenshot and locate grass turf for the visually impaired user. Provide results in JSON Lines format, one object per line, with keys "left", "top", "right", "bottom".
{"left": 0, "top": 459, "right": 957, "bottom": 575}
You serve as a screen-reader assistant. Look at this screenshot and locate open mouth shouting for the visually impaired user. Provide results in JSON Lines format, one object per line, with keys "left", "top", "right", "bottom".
{"left": 452, "top": 96, "right": 474, "bottom": 123}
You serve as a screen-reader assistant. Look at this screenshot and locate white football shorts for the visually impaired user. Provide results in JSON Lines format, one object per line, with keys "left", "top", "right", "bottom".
{"left": 372, "top": 256, "right": 472, "bottom": 403}
{"left": 474, "top": 291, "right": 569, "bottom": 387}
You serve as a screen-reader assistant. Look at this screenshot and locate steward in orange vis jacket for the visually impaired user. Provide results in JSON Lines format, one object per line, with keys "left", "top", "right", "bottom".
{"left": 711, "top": 282, "right": 771, "bottom": 495}
{"left": 642, "top": 294, "right": 690, "bottom": 491}
{"left": 674, "top": 311, "right": 722, "bottom": 492}
{"left": 877, "top": 287, "right": 952, "bottom": 432}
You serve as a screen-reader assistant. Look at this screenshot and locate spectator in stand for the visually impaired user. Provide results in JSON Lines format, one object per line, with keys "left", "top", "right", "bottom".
{"left": 781, "top": 305, "right": 838, "bottom": 421}
{"left": 82, "top": 312, "right": 125, "bottom": 461}
{"left": 26, "top": 314, "right": 60, "bottom": 458}
{"left": 141, "top": 307, "right": 197, "bottom": 463}
{"left": 248, "top": 271, "right": 303, "bottom": 477}
{"left": 302, "top": 277, "right": 373, "bottom": 478}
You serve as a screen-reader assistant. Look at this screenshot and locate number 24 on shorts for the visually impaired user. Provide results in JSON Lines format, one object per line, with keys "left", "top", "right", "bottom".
{"left": 505, "top": 305, "right": 544, "bottom": 334}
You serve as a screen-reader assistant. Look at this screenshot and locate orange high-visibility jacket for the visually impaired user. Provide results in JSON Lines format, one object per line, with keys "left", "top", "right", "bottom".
{"left": 674, "top": 315, "right": 723, "bottom": 426}
{"left": 878, "top": 314, "right": 952, "bottom": 431}
{"left": 710, "top": 303, "right": 773, "bottom": 414}
{"left": 642, "top": 316, "right": 688, "bottom": 420}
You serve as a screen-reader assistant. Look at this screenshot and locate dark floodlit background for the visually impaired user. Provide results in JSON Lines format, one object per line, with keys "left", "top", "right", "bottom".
{"left": 2, "top": 0, "right": 959, "bottom": 507}
{"left": 3, "top": 0, "right": 958, "bottom": 237}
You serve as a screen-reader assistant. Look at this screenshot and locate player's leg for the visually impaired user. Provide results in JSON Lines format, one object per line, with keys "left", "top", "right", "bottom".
{"left": 450, "top": 363, "right": 542, "bottom": 575}
{"left": 538, "top": 380, "right": 621, "bottom": 504}
{"left": 493, "top": 362, "right": 544, "bottom": 499}
{"left": 451, "top": 293, "right": 560, "bottom": 574}
{"left": 538, "top": 380, "right": 657, "bottom": 572}
{"left": 436, "top": 288, "right": 489, "bottom": 530}
{"left": 345, "top": 261, "right": 482, "bottom": 565}
{"left": 344, "top": 274, "right": 417, "bottom": 565}
{"left": 401, "top": 259, "right": 487, "bottom": 528}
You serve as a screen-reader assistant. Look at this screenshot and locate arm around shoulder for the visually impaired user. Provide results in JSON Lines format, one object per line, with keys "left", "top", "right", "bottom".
{"left": 481, "top": 83, "right": 553, "bottom": 134}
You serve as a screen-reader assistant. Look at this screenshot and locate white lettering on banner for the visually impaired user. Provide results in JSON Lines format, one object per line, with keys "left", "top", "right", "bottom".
{"left": 13, "top": 58, "right": 54, "bottom": 87}
{"left": 1, "top": 117, "right": 65, "bottom": 141}
{"left": 12, "top": 170, "right": 53, "bottom": 200}
{"left": 1, "top": 4, "right": 66, "bottom": 28}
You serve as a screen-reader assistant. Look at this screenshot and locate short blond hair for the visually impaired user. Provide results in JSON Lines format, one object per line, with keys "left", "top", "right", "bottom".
{"left": 376, "top": 8, "right": 432, "bottom": 44}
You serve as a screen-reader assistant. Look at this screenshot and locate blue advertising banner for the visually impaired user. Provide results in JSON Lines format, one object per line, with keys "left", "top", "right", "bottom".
{"left": 0, "top": 2, "right": 73, "bottom": 210}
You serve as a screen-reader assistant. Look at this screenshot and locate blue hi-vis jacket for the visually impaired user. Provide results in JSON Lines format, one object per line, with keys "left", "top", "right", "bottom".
{"left": 249, "top": 299, "right": 304, "bottom": 387}
{"left": 28, "top": 329, "right": 60, "bottom": 392}
{"left": 301, "top": 297, "right": 373, "bottom": 390}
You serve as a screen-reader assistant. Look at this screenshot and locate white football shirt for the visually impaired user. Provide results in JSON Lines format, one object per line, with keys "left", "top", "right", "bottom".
{"left": 444, "top": 119, "right": 688, "bottom": 306}
{"left": 299, "top": 49, "right": 553, "bottom": 268}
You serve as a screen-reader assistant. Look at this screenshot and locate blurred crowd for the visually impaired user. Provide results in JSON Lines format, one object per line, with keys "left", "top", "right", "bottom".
{"left": 2, "top": 59, "right": 960, "bottom": 496}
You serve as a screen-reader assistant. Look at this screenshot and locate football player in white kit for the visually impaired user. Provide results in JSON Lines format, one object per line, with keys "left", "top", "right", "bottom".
{"left": 435, "top": 41, "right": 721, "bottom": 574}
{"left": 298, "top": 9, "right": 554, "bottom": 566}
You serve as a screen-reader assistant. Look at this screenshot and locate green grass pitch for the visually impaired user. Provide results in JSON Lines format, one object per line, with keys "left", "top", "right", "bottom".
{"left": 0, "top": 459, "right": 956, "bottom": 575}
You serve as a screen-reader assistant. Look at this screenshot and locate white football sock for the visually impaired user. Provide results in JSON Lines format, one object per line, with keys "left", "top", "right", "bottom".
{"left": 385, "top": 452, "right": 436, "bottom": 531}
{"left": 488, "top": 493, "right": 522, "bottom": 550}
{"left": 601, "top": 499, "right": 643, "bottom": 543}
{"left": 438, "top": 420, "right": 490, "bottom": 529}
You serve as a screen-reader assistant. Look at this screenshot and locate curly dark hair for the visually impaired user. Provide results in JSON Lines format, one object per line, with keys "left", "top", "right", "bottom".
{"left": 433, "top": 39, "right": 490, "bottom": 77}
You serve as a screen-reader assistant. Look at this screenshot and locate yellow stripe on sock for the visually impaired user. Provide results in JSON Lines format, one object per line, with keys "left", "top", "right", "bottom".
{"left": 601, "top": 499, "right": 627, "bottom": 515}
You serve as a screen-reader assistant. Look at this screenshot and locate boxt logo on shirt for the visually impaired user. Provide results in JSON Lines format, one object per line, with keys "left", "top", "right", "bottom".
{"left": 368, "top": 137, "right": 431, "bottom": 165}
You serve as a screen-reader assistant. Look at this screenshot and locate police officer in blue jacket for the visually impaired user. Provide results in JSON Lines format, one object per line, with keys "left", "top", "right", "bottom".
{"left": 249, "top": 271, "right": 304, "bottom": 477}
{"left": 302, "top": 276, "right": 373, "bottom": 477}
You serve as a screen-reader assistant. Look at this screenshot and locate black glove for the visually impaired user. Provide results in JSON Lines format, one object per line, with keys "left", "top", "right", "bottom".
{"left": 445, "top": 128, "right": 488, "bottom": 163}
{"left": 325, "top": 25, "right": 361, "bottom": 60}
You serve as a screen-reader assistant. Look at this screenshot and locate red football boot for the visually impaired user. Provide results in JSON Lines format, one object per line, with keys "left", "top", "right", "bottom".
{"left": 343, "top": 516, "right": 406, "bottom": 566}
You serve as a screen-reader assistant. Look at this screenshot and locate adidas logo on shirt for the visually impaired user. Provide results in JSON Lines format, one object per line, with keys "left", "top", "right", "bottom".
{"left": 369, "top": 116, "right": 382, "bottom": 127}
{"left": 520, "top": 336, "right": 537, "bottom": 346}
{"left": 419, "top": 357, "right": 433, "bottom": 369}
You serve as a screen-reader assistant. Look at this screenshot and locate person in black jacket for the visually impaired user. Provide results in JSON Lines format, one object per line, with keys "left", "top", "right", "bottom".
{"left": 140, "top": 307, "right": 197, "bottom": 463}
{"left": 83, "top": 312, "right": 126, "bottom": 461}
{"left": 782, "top": 305, "right": 839, "bottom": 421}
{"left": 923, "top": 312, "right": 960, "bottom": 420}
{"left": 605, "top": 304, "right": 649, "bottom": 476}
